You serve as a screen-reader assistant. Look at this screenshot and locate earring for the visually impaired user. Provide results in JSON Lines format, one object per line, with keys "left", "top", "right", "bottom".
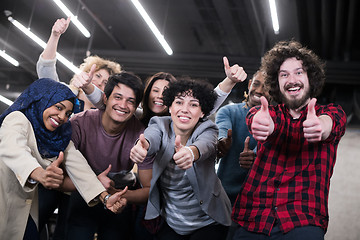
{"left": 169, "top": 109, "right": 171, "bottom": 114}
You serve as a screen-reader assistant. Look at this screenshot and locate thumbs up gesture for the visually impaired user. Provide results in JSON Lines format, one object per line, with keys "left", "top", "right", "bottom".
{"left": 223, "top": 56, "right": 247, "bottom": 83}
{"left": 239, "top": 136, "right": 255, "bottom": 169}
{"left": 173, "top": 135, "right": 194, "bottom": 170}
{"left": 72, "top": 63, "right": 97, "bottom": 92}
{"left": 217, "top": 129, "right": 232, "bottom": 158}
{"left": 52, "top": 17, "right": 71, "bottom": 37}
{"left": 130, "top": 134, "right": 149, "bottom": 163}
{"left": 251, "top": 96, "right": 274, "bottom": 141}
{"left": 97, "top": 164, "right": 116, "bottom": 193}
{"left": 41, "top": 151, "right": 65, "bottom": 189}
{"left": 303, "top": 98, "right": 323, "bottom": 142}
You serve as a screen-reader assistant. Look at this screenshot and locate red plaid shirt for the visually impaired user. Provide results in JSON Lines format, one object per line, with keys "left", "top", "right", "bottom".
{"left": 232, "top": 103, "right": 346, "bottom": 235}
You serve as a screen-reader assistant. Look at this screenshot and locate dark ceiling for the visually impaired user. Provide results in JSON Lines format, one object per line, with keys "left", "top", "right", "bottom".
{"left": 0, "top": 0, "right": 360, "bottom": 123}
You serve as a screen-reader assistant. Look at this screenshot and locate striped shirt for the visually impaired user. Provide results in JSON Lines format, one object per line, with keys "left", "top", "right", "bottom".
{"left": 232, "top": 103, "right": 346, "bottom": 235}
{"left": 160, "top": 159, "right": 215, "bottom": 235}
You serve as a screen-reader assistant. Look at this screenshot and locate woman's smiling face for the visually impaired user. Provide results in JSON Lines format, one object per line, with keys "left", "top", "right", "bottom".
{"left": 42, "top": 100, "right": 73, "bottom": 131}
{"left": 169, "top": 92, "right": 204, "bottom": 135}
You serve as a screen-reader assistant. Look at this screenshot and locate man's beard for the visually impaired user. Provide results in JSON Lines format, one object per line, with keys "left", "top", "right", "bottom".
{"left": 280, "top": 87, "right": 310, "bottom": 110}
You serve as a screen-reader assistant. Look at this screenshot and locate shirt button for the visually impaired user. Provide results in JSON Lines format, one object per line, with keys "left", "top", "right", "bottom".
{"left": 274, "top": 207, "right": 278, "bottom": 210}
{"left": 200, "top": 200, "right": 203, "bottom": 205}
{"left": 277, "top": 188, "right": 280, "bottom": 191}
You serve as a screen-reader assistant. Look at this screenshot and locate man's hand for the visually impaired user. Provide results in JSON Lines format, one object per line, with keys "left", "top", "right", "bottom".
{"left": 217, "top": 129, "right": 232, "bottom": 158}
{"left": 223, "top": 56, "right": 247, "bottom": 83}
{"left": 173, "top": 135, "right": 194, "bottom": 170}
{"left": 251, "top": 96, "right": 274, "bottom": 141}
{"left": 39, "top": 151, "right": 65, "bottom": 189}
{"left": 105, "top": 187, "right": 128, "bottom": 214}
{"left": 239, "top": 136, "right": 255, "bottom": 169}
{"left": 52, "top": 17, "right": 71, "bottom": 37}
{"left": 303, "top": 98, "right": 325, "bottom": 142}
{"left": 97, "top": 164, "right": 117, "bottom": 194}
{"left": 130, "top": 134, "right": 149, "bottom": 163}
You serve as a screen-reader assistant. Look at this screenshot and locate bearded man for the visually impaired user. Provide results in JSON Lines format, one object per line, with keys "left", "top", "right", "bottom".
{"left": 231, "top": 40, "right": 347, "bottom": 240}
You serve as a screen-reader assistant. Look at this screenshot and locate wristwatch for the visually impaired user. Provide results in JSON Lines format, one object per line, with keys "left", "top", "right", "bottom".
{"left": 27, "top": 178, "right": 38, "bottom": 185}
{"left": 103, "top": 193, "right": 111, "bottom": 209}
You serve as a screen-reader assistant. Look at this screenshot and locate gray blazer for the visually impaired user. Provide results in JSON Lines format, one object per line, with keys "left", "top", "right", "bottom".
{"left": 144, "top": 116, "right": 232, "bottom": 226}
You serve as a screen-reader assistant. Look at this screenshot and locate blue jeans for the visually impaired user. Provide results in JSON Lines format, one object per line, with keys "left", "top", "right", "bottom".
{"left": 233, "top": 223, "right": 324, "bottom": 240}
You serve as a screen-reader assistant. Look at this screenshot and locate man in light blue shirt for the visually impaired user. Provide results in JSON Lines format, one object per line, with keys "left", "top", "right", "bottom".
{"left": 215, "top": 70, "right": 270, "bottom": 240}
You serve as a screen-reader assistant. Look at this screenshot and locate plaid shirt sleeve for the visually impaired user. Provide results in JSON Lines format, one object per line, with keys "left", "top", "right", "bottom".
{"left": 232, "top": 103, "right": 346, "bottom": 235}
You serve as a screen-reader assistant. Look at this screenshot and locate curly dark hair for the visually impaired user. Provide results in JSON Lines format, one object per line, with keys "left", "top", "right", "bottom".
{"left": 162, "top": 77, "right": 217, "bottom": 118}
{"left": 261, "top": 40, "right": 326, "bottom": 103}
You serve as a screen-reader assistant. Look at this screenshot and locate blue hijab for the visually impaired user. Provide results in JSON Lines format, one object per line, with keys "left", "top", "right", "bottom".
{"left": 0, "top": 78, "right": 76, "bottom": 158}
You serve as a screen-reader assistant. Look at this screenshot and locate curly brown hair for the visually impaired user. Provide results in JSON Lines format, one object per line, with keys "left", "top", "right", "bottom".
{"left": 261, "top": 40, "right": 326, "bottom": 103}
{"left": 69, "top": 55, "right": 122, "bottom": 84}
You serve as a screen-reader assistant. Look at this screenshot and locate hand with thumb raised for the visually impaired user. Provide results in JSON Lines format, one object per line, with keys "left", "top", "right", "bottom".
{"left": 130, "top": 134, "right": 149, "bottom": 163}
{"left": 52, "top": 17, "right": 71, "bottom": 37}
{"left": 174, "top": 135, "right": 183, "bottom": 153}
{"left": 41, "top": 151, "right": 65, "bottom": 189}
{"left": 239, "top": 136, "right": 255, "bottom": 169}
{"left": 303, "top": 98, "right": 322, "bottom": 142}
{"left": 251, "top": 96, "right": 274, "bottom": 141}
{"left": 217, "top": 129, "right": 232, "bottom": 158}
{"left": 223, "top": 56, "right": 247, "bottom": 83}
{"left": 97, "top": 164, "right": 116, "bottom": 192}
{"left": 173, "top": 135, "right": 194, "bottom": 170}
{"left": 72, "top": 63, "right": 97, "bottom": 91}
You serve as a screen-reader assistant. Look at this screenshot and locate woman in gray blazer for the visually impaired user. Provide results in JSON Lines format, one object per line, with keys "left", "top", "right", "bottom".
{"left": 131, "top": 77, "right": 231, "bottom": 240}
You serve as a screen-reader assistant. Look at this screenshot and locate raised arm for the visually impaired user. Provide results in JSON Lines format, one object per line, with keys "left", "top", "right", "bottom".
{"left": 36, "top": 17, "right": 71, "bottom": 81}
{"left": 42, "top": 17, "right": 70, "bottom": 60}
{"left": 211, "top": 57, "right": 247, "bottom": 115}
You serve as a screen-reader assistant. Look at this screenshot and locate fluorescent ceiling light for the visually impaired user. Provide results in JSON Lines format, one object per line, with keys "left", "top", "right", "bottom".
{"left": 52, "top": 0, "right": 91, "bottom": 38}
{"left": 131, "top": 0, "right": 173, "bottom": 55}
{"left": 8, "top": 16, "right": 81, "bottom": 74}
{"left": 269, "top": 0, "right": 280, "bottom": 34}
{"left": 0, "top": 50, "right": 19, "bottom": 67}
{"left": 0, "top": 94, "right": 14, "bottom": 106}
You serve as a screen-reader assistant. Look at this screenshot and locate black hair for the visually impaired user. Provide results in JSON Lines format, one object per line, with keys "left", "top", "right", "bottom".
{"left": 141, "top": 72, "right": 176, "bottom": 125}
{"left": 104, "top": 71, "right": 144, "bottom": 106}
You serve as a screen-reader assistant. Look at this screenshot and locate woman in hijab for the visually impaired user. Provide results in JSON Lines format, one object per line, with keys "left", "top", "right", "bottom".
{"left": 0, "top": 78, "right": 126, "bottom": 240}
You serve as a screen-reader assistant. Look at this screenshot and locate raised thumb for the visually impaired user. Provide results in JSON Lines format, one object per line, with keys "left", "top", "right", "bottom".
{"left": 260, "top": 96, "right": 269, "bottom": 112}
{"left": 307, "top": 98, "right": 317, "bottom": 119}
{"left": 223, "top": 56, "right": 230, "bottom": 70}
{"left": 88, "top": 64, "right": 97, "bottom": 78}
{"left": 227, "top": 129, "right": 232, "bottom": 139}
{"left": 174, "top": 135, "right": 182, "bottom": 152}
{"left": 52, "top": 151, "right": 64, "bottom": 167}
{"left": 243, "top": 136, "right": 250, "bottom": 151}
{"left": 139, "top": 134, "right": 148, "bottom": 149}
{"left": 101, "top": 164, "right": 112, "bottom": 176}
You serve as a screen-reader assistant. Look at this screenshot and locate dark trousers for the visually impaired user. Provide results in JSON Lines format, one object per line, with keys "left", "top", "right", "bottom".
{"left": 24, "top": 215, "right": 40, "bottom": 240}
{"left": 66, "top": 190, "right": 132, "bottom": 240}
{"left": 156, "top": 221, "right": 228, "bottom": 240}
{"left": 233, "top": 223, "right": 324, "bottom": 240}
{"left": 38, "top": 185, "right": 70, "bottom": 240}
